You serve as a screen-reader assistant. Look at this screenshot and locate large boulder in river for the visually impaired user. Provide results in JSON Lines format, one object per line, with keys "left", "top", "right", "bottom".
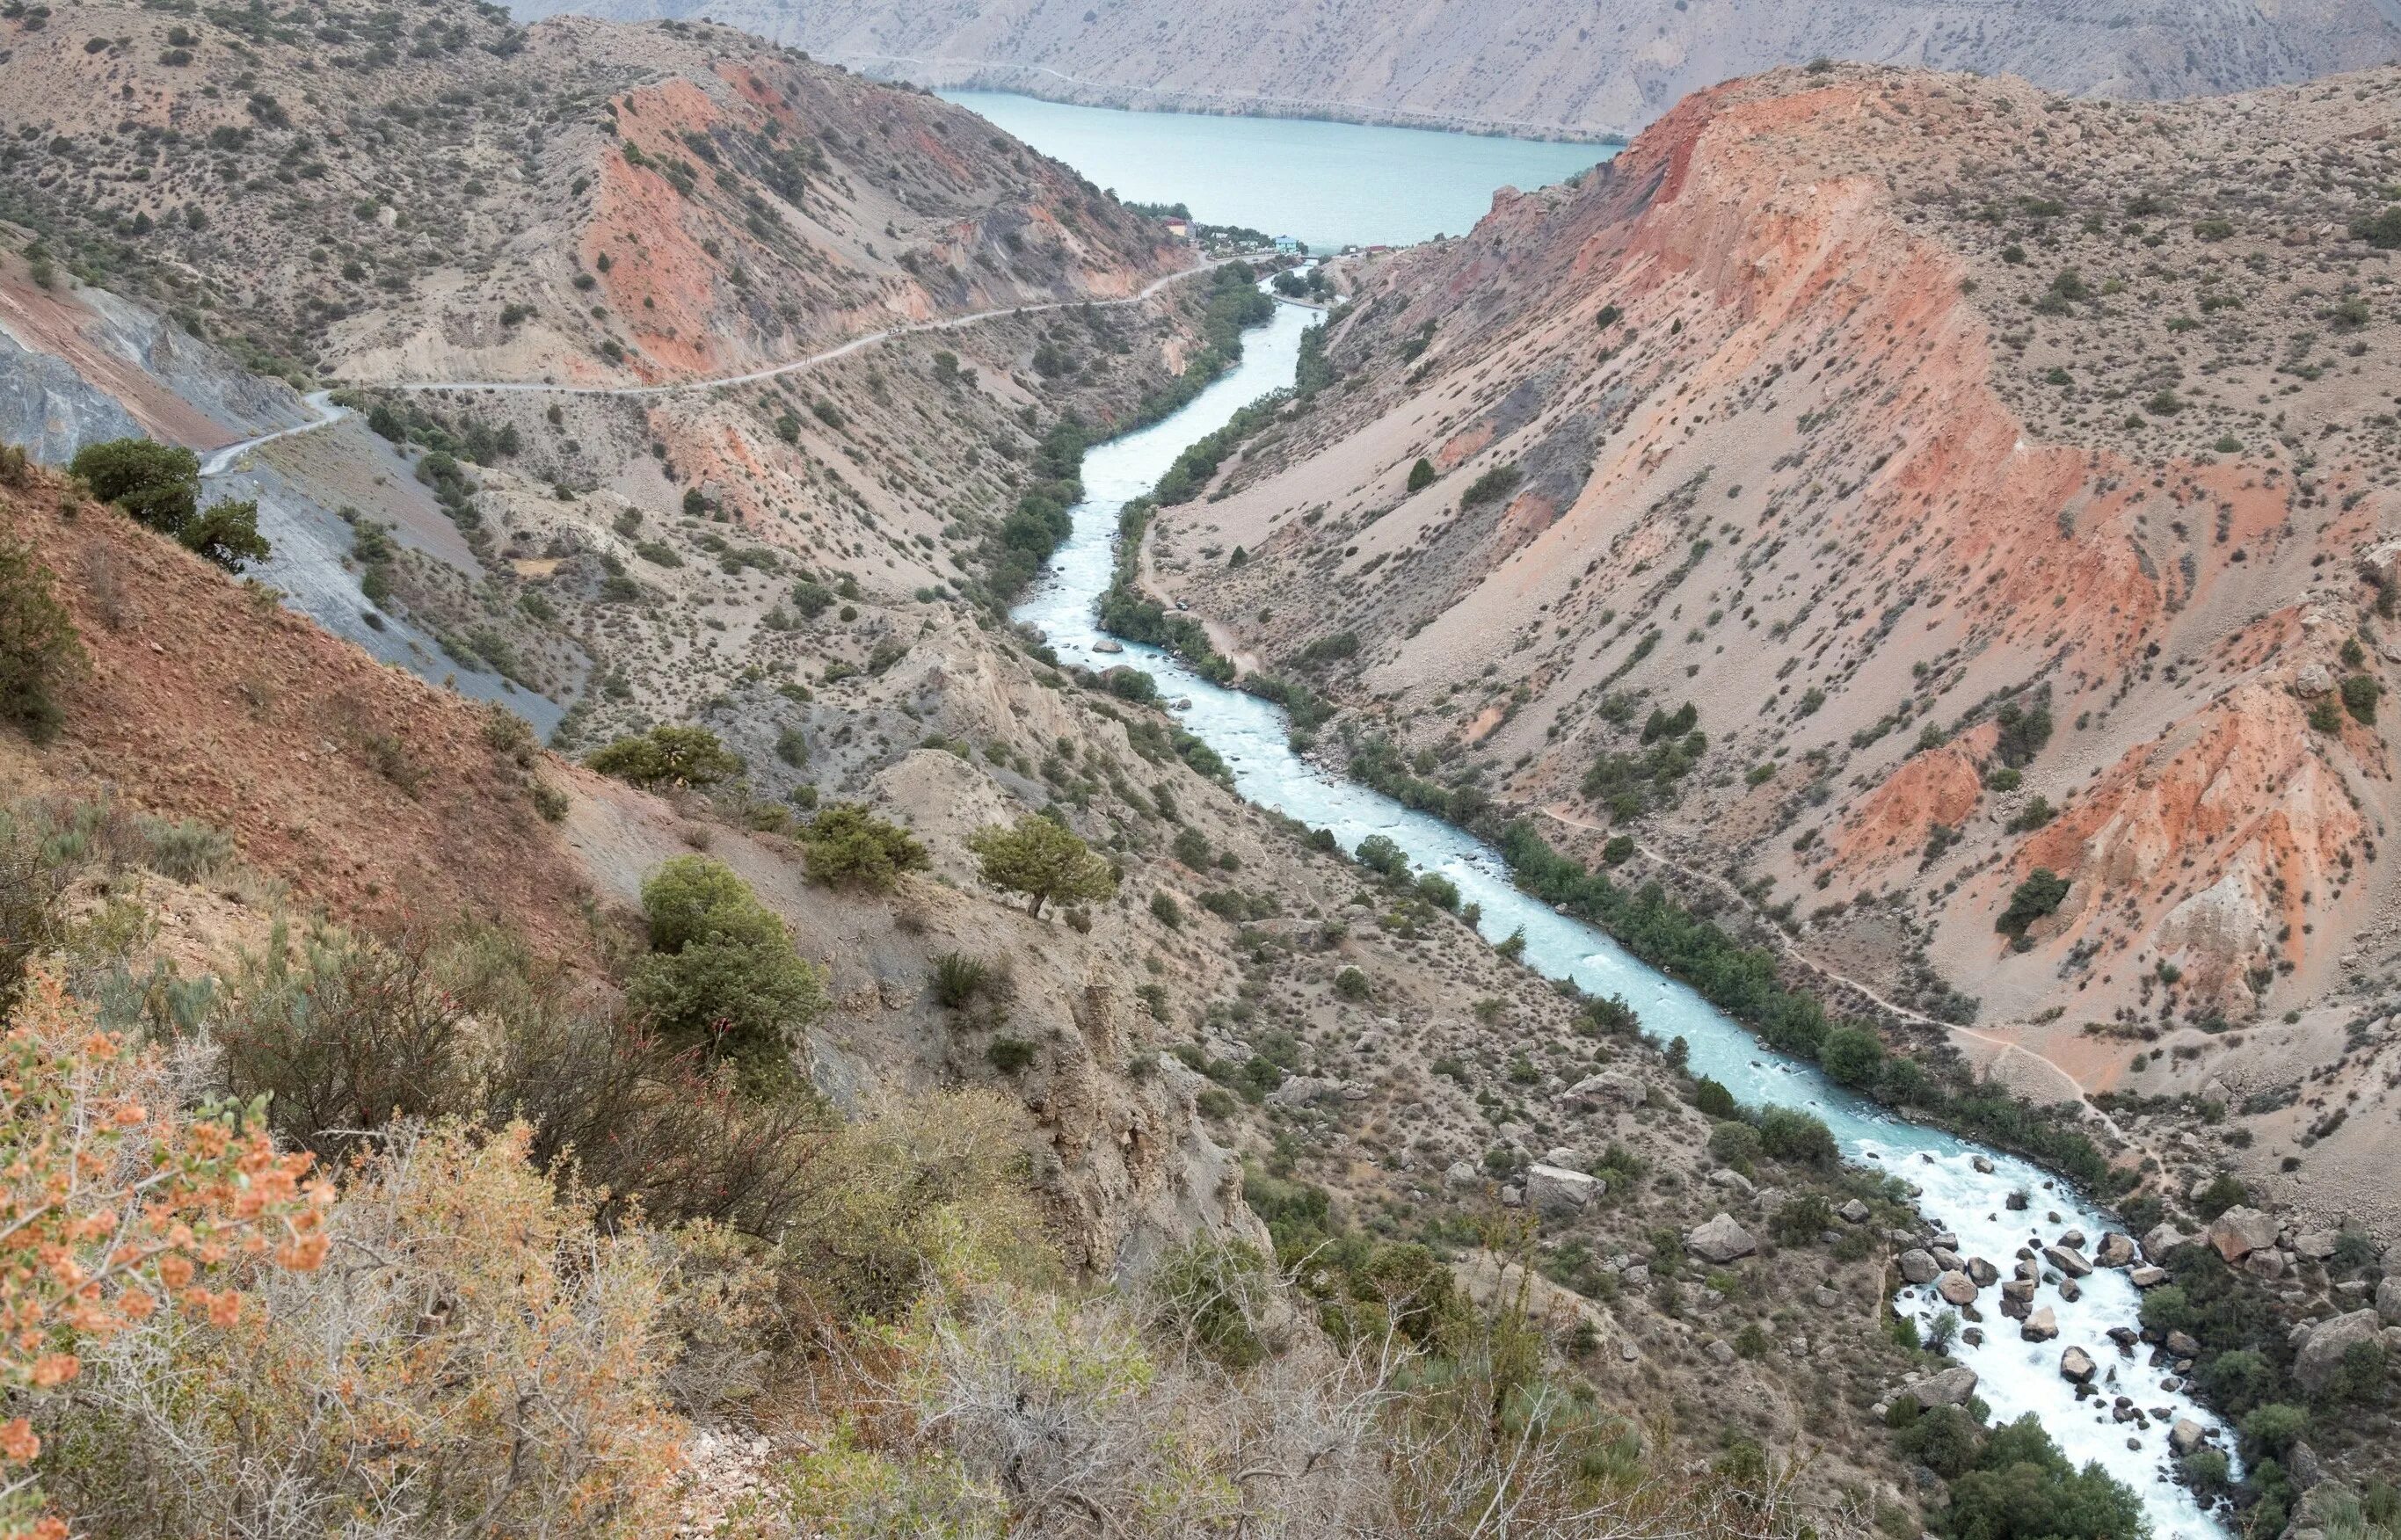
{"left": 2042, "top": 1243, "right": 2094, "bottom": 1279}
{"left": 2168, "top": 1419, "right": 2209, "bottom": 1457}
{"left": 1898, "top": 1249, "right": 1940, "bottom": 1285}
{"left": 2208, "top": 1207, "right": 2279, "bottom": 1262}
{"left": 2094, "top": 1232, "right": 2136, "bottom": 1268}
{"left": 1525, "top": 1164, "right": 1597, "bottom": 1217}
{"left": 1903, "top": 1364, "right": 1979, "bottom": 1408}
{"left": 2020, "top": 1307, "right": 2059, "bottom": 1342}
{"left": 2295, "top": 1310, "right": 2387, "bottom": 1394}
{"left": 2060, "top": 1346, "right": 2098, "bottom": 1385}
{"left": 1686, "top": 1213, "right": 1757, "bottom": 1264}
{"left": 1937, "top": 1271, "right": 1979, "bottom": 1306}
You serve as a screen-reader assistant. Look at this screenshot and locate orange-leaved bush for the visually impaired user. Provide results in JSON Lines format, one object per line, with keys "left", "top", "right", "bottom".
{"left": 0, "top": 970, "right": 331, "bottom": 1537}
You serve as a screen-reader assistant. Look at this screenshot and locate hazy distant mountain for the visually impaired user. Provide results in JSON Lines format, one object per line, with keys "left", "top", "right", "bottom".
{"left": 506, "top": 0, "right": 2401, "bottom": 137}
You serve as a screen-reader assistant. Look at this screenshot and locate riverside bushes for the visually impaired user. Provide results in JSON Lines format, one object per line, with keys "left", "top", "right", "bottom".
{"left": 1499, "top": 823, "right": 2121, "bottom": 1192}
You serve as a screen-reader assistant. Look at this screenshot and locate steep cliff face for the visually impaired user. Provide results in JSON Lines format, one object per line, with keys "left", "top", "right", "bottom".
{"left": 0, "top": 0, "right": 1183, "bottom": 389}
{"left": 515, "top": 0, "right": 2401, "bottom": 138}
{"left": 1149, "top": 62, "right": 2401, "bottom": 1231}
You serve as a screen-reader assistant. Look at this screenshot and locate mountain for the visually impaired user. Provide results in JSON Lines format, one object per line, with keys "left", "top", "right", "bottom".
{"left": 0, "top": 4, "right": 2027, "bottom": 1531}
{"left": 1146, "top": 62, "right": 2401, "bottom": 1259}
{"left": 508, "top": 0, "right": 2401, "bottom": 138}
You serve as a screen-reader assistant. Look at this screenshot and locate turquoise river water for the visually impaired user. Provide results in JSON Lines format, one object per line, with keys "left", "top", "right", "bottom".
{"left": 941, "top": 91, "right": 1614, "bottom": 253}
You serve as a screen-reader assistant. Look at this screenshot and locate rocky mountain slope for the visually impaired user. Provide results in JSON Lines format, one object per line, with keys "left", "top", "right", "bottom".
{"left": 0, "top": 0, "right": 1182, "bottom": 389}
{"left": 513, "top": 0, "right": 2401, "bottom": 138}
{"left": 1146, "top": 63, "right": 2401, "bottom": 1253}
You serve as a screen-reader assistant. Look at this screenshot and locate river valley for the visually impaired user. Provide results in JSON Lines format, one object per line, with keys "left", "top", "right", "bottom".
{"left": 1009, "top": 291, "right": 2233, "bottom": 1536}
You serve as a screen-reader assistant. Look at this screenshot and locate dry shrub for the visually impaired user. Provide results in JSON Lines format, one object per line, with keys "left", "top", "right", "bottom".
{"left": 37, "top": 1121, "right": 686, "bottom": 1539}
{"left": 0, "top": 971, "right": 331, "bottom": 1538}
{"left": 763, "top": 1249, "right": 1821, "bottom": 1540}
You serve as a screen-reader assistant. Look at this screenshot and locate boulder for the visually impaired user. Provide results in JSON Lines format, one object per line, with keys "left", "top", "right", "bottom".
{"left": 1967, "top": 1257, "right": 1999, "bottom": 1287}
{"left": 1937, "top": 1271, "right": 1979, "bottom": 1306}
{"left": 1903, "top": 1364, "right": 1979, "bottom": 1408}
{"left": 2021, "top": 1307, "right": 2059, "bottom": 1342}
{"left": 2141, "top": 1223, "right": 2189, "bottom": 1261}
{"left": 2042, "top": 1244, "right": 2094, "bottom": 1279}
{"left": 1707, "top": 1166, "right": 1756, "bottom": 1195}
{"left": 2060, "top": 1346, "right": 2098, "bottom": 1385}
{"left": 2058, "top": 1229, "right": 2087, "bottom": 1251}
{"left": 2293, "top": 1229, "right": 2341, "bottom": 1263}
{"left": 2208, "top": 1207, "right": 2279, "bottom": 1262}
{"left": 2165, "top": 1331, "right": 2202, "bottom": 1361}
{"left": 1565, "top": 1072, "right": 1644, "bottom": 1110}
{"left": 1837, "top": 1199, "right": 1870, "bottom": 1224}
{"left": 2296, "top": 660, "right": 2337, "bottom": 698}
{"left": 2094, "top": 1232, "right": 2136, "bottom": 1268}
{"left": 1525, "top": 1163, "right": 1597, "bottom": 1217}
{"left": 2129, "top": 1266, "right": 2169, "bottom": 1289}
{"left": 2245, "top": 1248, "right": 2286, "bottom": 1280}
{"left": 1898, "top": 1249, "right": 1940, "bottom": 1285}
{"left": 1444, "top": 1160, "right": 1481, "bottom": 1190}
{"left": 2168, "top": 1419, "right": 2208, "bottom": 1457}
{"left": 2295, "top": 1309, "right": 2387, "bottom": 1394}
{"left": 1687, "top": 1213, "right": 1757, "bottom": 1264}
{"left": 1268, "top": 1075, "right": 1343, "bottom": 1108}
{"left": 2380, "top": 1276, "right": 2401, "bottom": 1325}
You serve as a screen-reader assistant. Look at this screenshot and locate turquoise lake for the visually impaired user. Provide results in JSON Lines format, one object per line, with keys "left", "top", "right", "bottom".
{"left": 940, "top": 91, "right": 1615, "bottom": 253}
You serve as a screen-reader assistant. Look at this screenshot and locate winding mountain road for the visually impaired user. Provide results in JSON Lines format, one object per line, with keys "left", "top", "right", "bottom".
{"left": 200, "top": 261, "right": 1233, "bottom": 479}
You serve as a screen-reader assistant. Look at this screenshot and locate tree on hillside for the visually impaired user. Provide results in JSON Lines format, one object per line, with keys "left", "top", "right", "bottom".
{"left": 67, "top": 437, "right": 270, "bottom": 572}
{"left": 967, "top": 813, "right": 1117, "bottom": 918}
{"left": 628, "top": 855, "right": 824, "bottom": 1092}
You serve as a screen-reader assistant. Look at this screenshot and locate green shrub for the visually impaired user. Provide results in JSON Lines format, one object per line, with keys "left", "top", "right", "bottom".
{"left": 0, "top": 534, "right": 86, "bottom": 742}
{"left": 986, "top": 1037, "right": 1037, "bottom": 1074}
{"left": 628, "top": 856, "right": 825, "bottom": 1091}
{"left": 930, "top": 951, "right": 1000, "bottom": 1008}
{"left": 1333, "top": 966, "right": 1370, "bottom": 1002}
{"left": 1406, "top": 457, "right": 1436, "bottom": 493}
{"left": 136, "top": 815, "right": 233, "bottom": 882}
{"left": 2341, "top": 672, "right": 2380, "bottom": 724}
{"left": 586, "top": 724, "right": 743, "bottom": 788}
{"left": 1149, "top": 1240, "right": 1275, "bottom": 1368}
{"left": 1756, "top": 1106, "right": 1837, "bottom": 1167}
{"left": 1817, "top": 1025, "right": 1885, "bottom": 1088}
{"left": 1459, "top": 463, "right": 1522, "bottom": 508}
{"left": 1996, "top": 868, "right": 2070, "bottom": 939}
{"left": 1690, "top": 1077, "right": 1737, "bottom": 1117}
{"left": 800, "top": 803, "right": 928, "bottom": 890}
{"left": 1149, "top": 890, "right": 1182, "bottom": 928}
{"left": 1706, "top": 1120, "right": 1760, "bottom": 1172}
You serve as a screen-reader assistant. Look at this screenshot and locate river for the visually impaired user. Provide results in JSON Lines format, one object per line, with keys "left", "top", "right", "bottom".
{"left": 940, "top": 91, "right": 1614, "bottom": 253}
{"left": 1010, "top": 295, "right": 2230, "bottom": 1535}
